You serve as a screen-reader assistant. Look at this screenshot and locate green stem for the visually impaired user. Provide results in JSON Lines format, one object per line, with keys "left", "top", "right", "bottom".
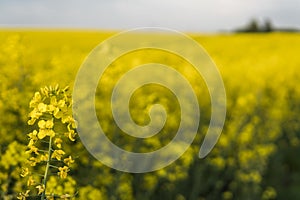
{"left": 49, "top": 164, "right": 59, "bottom": 169}
{"left": 41, "top": 137, "right": 52, "bottom": 200}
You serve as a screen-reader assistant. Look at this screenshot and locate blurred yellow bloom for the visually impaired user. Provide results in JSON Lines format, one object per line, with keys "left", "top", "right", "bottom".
{"left": 38, "top": 120, "right": 46, "bottom": 128}
{"left": 47, "top": 195, "right": 55, "bottom": 200}
{"left": 38, "top": 119, "right": 54, "bottom": 129}
{"left": 51, "top": 150, "right": 65, "bottom": 160}
{"left": 28, "top": 157, "right": 38, "bottom": 166}
{"left": 50, "top": 96, "right": 57, "bottom": 105}
{"left": 39, "top": 153, "right": 49, "bottom": 162}
{"left": 58, "top": 166, "right": 69, "bottom": 179}
{"left": 50, "top": 96, "right": 65, "bottom": 108}
{"left": 20, "top": 167, "right": 29, "bottom": 177}
{"left": 29, "top": 92, "right": 42, "bottom": 108}
{"left": 64, "top": 156, "right": 74, "bottom": 166}
{"left": 45, "top": 119, "right": 54, "bottom": 129}
{"left": 28, "top": 139, "right": 35, "bottom": 147}
{"left": 67, "top": 118, "right": 77, "bottom": 130}
{"left": 57, "top": 99, "right": 66, "bottom": 107}
{"left": 68, "top": 130, "right": 76, "bottom": 142}
{"left": 54, "top": 137, "right": 63, "bottom": 148}
{"left": 38, "top": 129, "right": 55, "bottom": 139}
{"left": 26, "top": 145, "right": 39, "bottom": 155}
{"left": 53, "top": 107, "right": 62, "bottom": 119}
{"left": 37, "top": 119, "right": 55, "bottom": 139}
{"left": 28, "top": 130, "right": 38, "bottom": 141}
{"left": 40, "top": 87, "right": 49, "bottom": 96}
{"left": 27, "top": 117, "right": 36, "bottom": 125}
{"left": 28, "top": 108, "right": 42, "bottom": 125}
{"left": 36, "top": 184, "right": 45, "bottom": 195}
{"left": 47, "top": 104, "right": 56, "bottom": 112}
{"left": 37, "top": 129, "right": 47, "bottom": 139}
{"left": 27, "top": 176, "right": 35, "bottom": 186}
{"left": 17, "top": 190, "right": 30, "bottom": 200}
{"left": 38, "top": 103, "right": 47, "bottom": 112}
{"left": 48, "top": 130, "right": 55, "bottom": 138}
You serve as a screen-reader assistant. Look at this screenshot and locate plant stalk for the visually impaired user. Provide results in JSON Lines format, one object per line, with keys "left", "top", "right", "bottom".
{"left": 41, "top": 137, "right": 52, "bottom": 200}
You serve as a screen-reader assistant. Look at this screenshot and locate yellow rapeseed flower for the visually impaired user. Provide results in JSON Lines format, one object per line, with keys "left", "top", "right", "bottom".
{"left": 68, "top": 130, "right": 76, "bottom": 142}
{"left": 37, "top": 119, "right": 55, "bottom": 139}
{"left": 20, "top": 167, "right": 29, "bottom": 177}
{"left": 29, "top": 92, "right": 42, "bottom": 108}
{"left": 39, "top": 153, "right": 49, "bottom": 162}
{"left": 27, "top": 176, "right": 35, "bottom": 186}
{"left": 37, "top": 129, "right": 47, "bottom": 139}
{"left": 36, "top": 184, "right": 45, "bottom": 195}
{"left": 58, "top": 166, "right": 69, "bottom": 179}
{"left": 27, "top": 130, "right": 38, "bottom": 141}
{"left": 17, "top": 190, "right": 30, "bottom": 200}
{"left": 26, "top": 145, "right": 39, "bottom": 155}
{"left": 45, "top": 119, "right": 54, "bottom": 129}
{"left": 51, "top": 150, "right": 65, "bottom": 160}
{"left": 28, "top": 157, "right": 38, "bottom": 166}
{"left": 64, "top": 156, "right": 75, "bottom": 166}
{"left": 54, "top": 137, "right": 63, "bottom": 148}
{"left": 38, "top": 103, "right": 47, "bottom": 113}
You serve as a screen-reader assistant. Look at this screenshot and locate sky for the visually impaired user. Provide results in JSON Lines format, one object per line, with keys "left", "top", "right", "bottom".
{"left": 0, "top": 0, "right": 299, "bottom": 32}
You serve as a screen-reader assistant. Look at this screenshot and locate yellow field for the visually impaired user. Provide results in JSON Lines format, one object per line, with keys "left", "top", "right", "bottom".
{"left": 0, "top": 29, "right": 300, "bottom": 199}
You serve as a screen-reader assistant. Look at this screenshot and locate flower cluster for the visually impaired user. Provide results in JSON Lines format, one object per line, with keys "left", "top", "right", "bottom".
{"left": 18, "top": 85, "right": 77, "bottom": 200}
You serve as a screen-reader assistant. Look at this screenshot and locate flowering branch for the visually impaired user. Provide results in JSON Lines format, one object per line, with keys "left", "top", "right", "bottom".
{"left": 18, "top": 85, "right": 77, "bottom": 200}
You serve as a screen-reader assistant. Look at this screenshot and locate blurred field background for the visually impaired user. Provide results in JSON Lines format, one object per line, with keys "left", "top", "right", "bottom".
{"left": 0, "top": 29, "right": 300, "bottom": 199}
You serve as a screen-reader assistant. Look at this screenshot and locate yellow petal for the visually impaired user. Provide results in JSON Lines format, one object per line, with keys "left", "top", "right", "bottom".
{"left": 47, "top": 130, "right": 55, "bottom": 138}
{"left": 38, "top": 130, "right": 47, "bottom": 139}
{"left": 38, "top": 103, "right": 47, "bottom": 112}
{"left": 38, "top": 120, "right": 46, "bottom": 129}
{"left": 36, "top": 184, "right": 45, "bottom": 195}
{"left": 27, "top": 118, "right": 36, "bottom": 125}
{"left": 68, "top": 130, "right": 76, "bottom": 142}
{"left": 45, "top": 119, "right": 54, "bottom": 129}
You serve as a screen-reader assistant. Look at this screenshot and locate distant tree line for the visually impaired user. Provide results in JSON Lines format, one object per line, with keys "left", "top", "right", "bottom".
{"left": 235, "top": 18, "right": 299, "bottom": 33}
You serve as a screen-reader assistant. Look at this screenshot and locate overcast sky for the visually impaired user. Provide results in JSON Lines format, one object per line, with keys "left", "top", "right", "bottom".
{"left": 0, "top": 0, "right": 299, "bottom": 32}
